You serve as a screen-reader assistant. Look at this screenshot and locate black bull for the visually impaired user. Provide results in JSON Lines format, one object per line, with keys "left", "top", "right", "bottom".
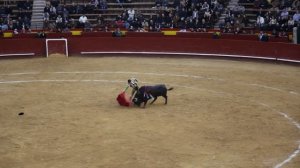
{"left": 132, "top": 84, "right": 173, "bottom": 107}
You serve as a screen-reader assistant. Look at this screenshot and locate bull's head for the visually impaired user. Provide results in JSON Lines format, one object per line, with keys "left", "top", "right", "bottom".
{"left": 132, "top": 92, "right": 143, "bottom": 107}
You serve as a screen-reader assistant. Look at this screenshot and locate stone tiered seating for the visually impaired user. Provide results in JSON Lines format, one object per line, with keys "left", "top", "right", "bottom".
{"left": 45, "top": 0, "right": 175, "bottom": 31}
{"left": 238, "top": 0, "right": 299, "bottom": 33}
{"left": 63, "top": 0, "right": 172, "bottom": 22}
{"left": 0, "top": 0, "right": 33, "bottom": 31}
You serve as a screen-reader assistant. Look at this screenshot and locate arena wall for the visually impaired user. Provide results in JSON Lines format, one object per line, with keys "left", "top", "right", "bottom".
{"left": 0, "top": 32, "right": 299, "bottom": 62}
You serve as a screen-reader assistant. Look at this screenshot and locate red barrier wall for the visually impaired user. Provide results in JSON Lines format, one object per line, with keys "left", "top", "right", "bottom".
{"left": 68, "top": 37, "right": 300, "bottom": 60}
{"left": 176, "top": 32, "right": 289, "bottom": 42}
{"left": 0, "top": 35, "right": 299, "bottom": 62}
{"left": 0, "top": 38, "right": 45, "bottom": 56}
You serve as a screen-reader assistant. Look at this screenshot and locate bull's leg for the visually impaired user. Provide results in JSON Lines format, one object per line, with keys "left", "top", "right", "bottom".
{"left": 163, "top": 95, "right": 168, "bottom": 104}
{"left": 143, "top": 100, "right": 148, "bottom": 108}
{"left": 150, "top": 96, "right": 157, "bottom": 104}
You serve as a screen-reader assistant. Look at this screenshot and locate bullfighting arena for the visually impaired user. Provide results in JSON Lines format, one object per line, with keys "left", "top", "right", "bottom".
{"left": 0, "top": 55, "right": 299, "bottom": 168}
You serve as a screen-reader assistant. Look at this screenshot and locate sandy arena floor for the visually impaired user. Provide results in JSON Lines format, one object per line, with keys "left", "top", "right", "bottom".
{"left": 0, "top": 55, "right": 299, "bottom": 168}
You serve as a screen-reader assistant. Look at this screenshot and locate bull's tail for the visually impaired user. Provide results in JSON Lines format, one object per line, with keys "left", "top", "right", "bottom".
{"left": 167, "top": 87, "right": 174, "bottom": 91}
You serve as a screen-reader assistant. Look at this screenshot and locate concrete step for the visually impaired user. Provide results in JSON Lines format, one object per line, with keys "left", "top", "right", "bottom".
{"left": 32, "top": 6, "right": 45, "bottom": 9}
{"left": 32, "top": 11, "right": 44, "bottom": 14}
{"left": 31, "top": 19, "right": 44, "bottom": 21}
{"left": 33, "top": 5, "right": 46, "bottom": 7}
{"left": 31, "top": 18, "right": 44, "bottom": 21}
{"left": 32, "top": 9, "right": 45, "bottom": 12}
{"left": 32, "top": 15, "right": 44, "bottom": 17}
{"left": 33, "top": 2, "right": 46, "bottom": 5}
{"left": 31, "top": 22, "right": 43, "bottom": 24}
{"left": 31, "top": 23, "right": 44, "bottom": 26}
{"left": 31, "top": 20, "right": 43, "bottom": 23}
{"left": 32, "top": 23, "right": 43, "bottom": 25}
{"left": 32, "top": 12, "right": 44, "bottom": 14}
{"left": 31, "top": 0, "right": 46, "bottom": 29}
{"left": 31, "top": 24, "right": 43, "bottom": 26}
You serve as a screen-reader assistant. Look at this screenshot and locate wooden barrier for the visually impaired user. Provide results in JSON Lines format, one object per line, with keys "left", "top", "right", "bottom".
{"left": 0, "top": 33, "right": 299, "bottom": 62}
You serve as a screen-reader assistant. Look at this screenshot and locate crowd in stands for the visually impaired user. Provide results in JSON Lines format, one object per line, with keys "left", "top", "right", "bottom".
{"left": 221, "top": 0, "right": 300, "bottom": 35}
{"left": 0, "top": 0, "right": 300, "bottom": 37}
{"left": 0, "top": 0, "right": 32, "bottom": 33}
{"left": 112, "top": 0, "right": 227, "bottom": 32}
{"left": 253, "top": 1, "right": 300, "bottom": 36}
{"left": 42, "top": 0, "right": 228, "bottom": 32}
{"left": 43, "top": 0, "right": 108, "bottom": 31}
{"left": 220, "top": 5, "right": 250, "bottom": 34}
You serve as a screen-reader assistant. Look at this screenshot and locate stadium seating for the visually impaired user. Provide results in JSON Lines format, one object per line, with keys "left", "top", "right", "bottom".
{"left": 0, "top": 0, "right": 298, "bottom": 37}
{"left": 0, "top": 0, "right": 33, "bottom": 32}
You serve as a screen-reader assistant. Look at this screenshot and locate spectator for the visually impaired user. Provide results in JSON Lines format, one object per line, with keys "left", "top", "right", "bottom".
{"left": 67, "top": 17, "right": 76, "bottom": 29}
{"left": 67, "top": 3, "right": 77, "bottom": 14}
{"left": 0, "top": 22, "right": 8, "bottom": 31}
{"left": 76, "top": 3, "right": 83, "bottom": 14}
{"left": 115, "top": 17, "right": 125, "bottom": 28}
{"left": 55, "top": 15, "right": 63, "bottom": 31}
{"left": 141, "top": 19, "right": 149, "bottom": 29}
{"left": 162, "top": 0, "right": 169, "bottom": 8}
{"left": 82, "top": 3, "right": 93, "bottom": 14}
{"left": 90, "top": 0, "right": 99, "bottom": 8}
{"left": 204, "top": 9, "right": 212, "bottom": 20}
{"left": 231, "top": 5, "right": 245, "bottom": 15}
{"left": 56, "top": 4, "right": 63, "bottom": 16}
{"left": 200, "top": 18, "right": 208, "bottom": 32}
{"left": 44, "top": 4, "right": 51, "bottom": 13}
{"left": 23, "top": 0, "right": 32, "bottom": 11}
{"left": 280, "top": 8, "right": 289, "bottom": 21}
{"left": 135, "top": 10, "right": 143, "bottom": 21}
{"left": 44, "top": 12, "right": 50, "bottom": 29}
{"left": 211, "top": 0, "right": 218, "bottom": 9}
{"left": 99, "top": 0, "right": 108, "bottom": 10}
{"left": 17, "top": 1, "right": 24, "bottom": 12}
{"left": 258, "top": 31, "right": 269, "bottom": 41}
{"left": 23, "top": 16, "right": 30, "bottom": 29}
{"left": 12, "top": 19, "right": 21, "bottom": 30}
{"left": 271, "top": 0, "right": 280, "bottom": 8}
{"left": 293, "top": 10, "right": 300, "bottom": 22}
{"left": 116, "top": 0, "right": 124, "bottom": 8}
{"left": 178, "top": 7, "right": 187, "bottom": 20}
{"left": 37, "top": 31, "right": 46, "bottom": 38}
{"left": 62, "top": 6, "right": 69, "bottom": 21}
{"left": 50, "top": 0, "right": 59, "bottom": 7}
{"left": 104, "top": 25, "right": 110, "bottom": 32}
{"left": 234, "top": 20, "right": 242, "bottom": 34}
{"left": 136, "top": 27, "right": 146, "bottom": 32}
{"left": 96, "top": 14, "right": 105, "bottom": 28}
{"left": 173, "top": 0, "right": 180, "bottom": 8}
{"left": 156, "top": 0, "right": 163, "bottom": 8}
{"left": 164, "top": 12, "right": 173, "bottom": 27}
{"left": 201, "top": 2, "right": 210, "bottom": 11}
{"left": 269, "top": 16, "right": 278, "bottom": 30}
{"left": 13, "top": 28, "right": 18, "bottom": 34}
{"left": 287, "top": 17, "right": 295, "bottom": 30}
{"left": 84, "top": 21, "right": 92, "bottom": 32}
{"left": 113, "top": 27, "right": 122, "bottom": 37}
{"left": 127, "top": 8, "right": 135, "bottom": 21}
{"left": 192, "top": 8, "right": 199, "bottom": 19}
{"left": 50, "top": 5, "right": 57, "bottom": 20}
{"left": 79, "top": 14, "right": 88, "bottom": 28}
{"left": 256, "top": 15, "right": 265, "bottom": 29}
{"left": 292, "top": 0, "right": 300, "bottom": 10}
